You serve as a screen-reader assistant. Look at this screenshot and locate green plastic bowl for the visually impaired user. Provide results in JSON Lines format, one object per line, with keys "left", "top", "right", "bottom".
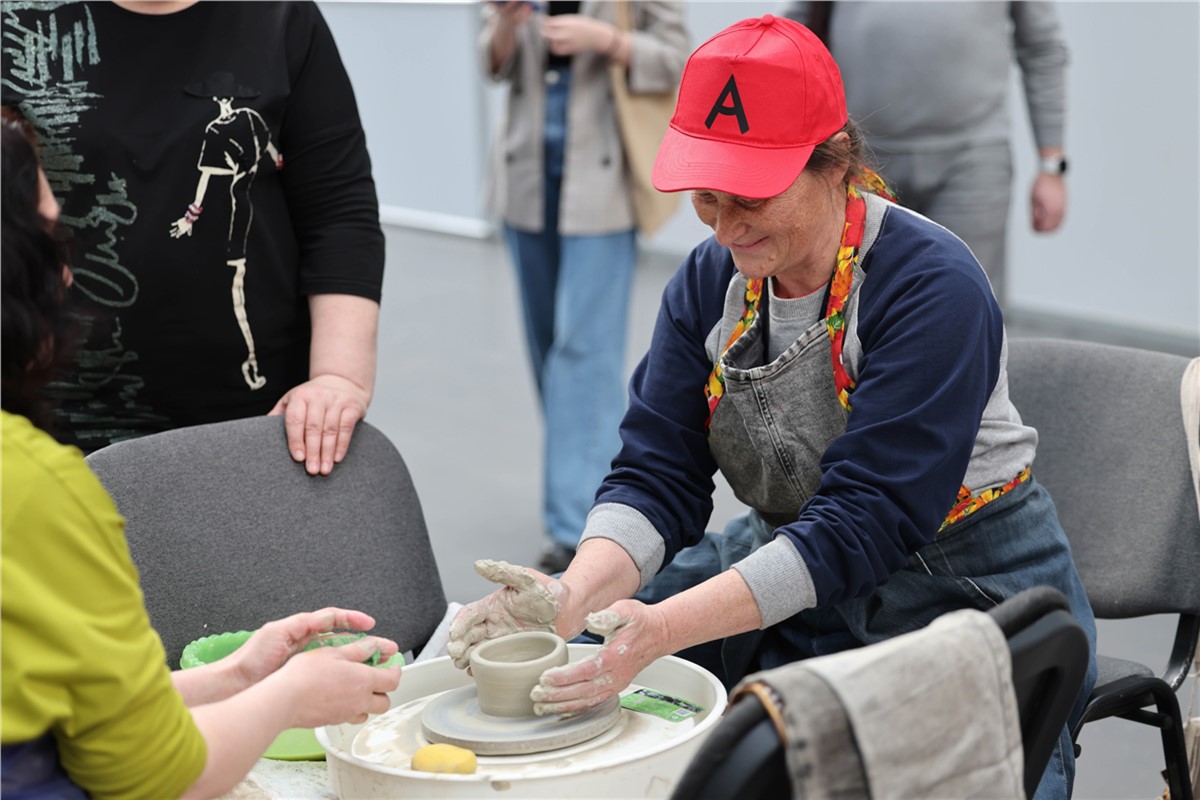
{"left": 178, "top": 629, "right": 403, "bottom": 761}
{"left": 179, "top": 630, "right": 255, "bottom": 669}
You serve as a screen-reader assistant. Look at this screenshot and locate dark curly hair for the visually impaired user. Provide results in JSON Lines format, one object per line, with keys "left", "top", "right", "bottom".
{"left": 1, "top": 108, "right": 76, "bottom": 431}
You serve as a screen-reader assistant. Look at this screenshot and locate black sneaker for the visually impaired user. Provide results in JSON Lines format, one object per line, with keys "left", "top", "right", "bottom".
{"left": 537, "top": 542, "right": 576, "bottom": 575}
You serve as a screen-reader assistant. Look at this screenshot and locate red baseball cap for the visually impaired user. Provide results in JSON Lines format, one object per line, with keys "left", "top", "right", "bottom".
{"left": 652, "top": 14, "right": 847, "bottom": 199}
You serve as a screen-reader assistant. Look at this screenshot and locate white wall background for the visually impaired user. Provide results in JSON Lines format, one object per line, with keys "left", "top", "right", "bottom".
{"left": 320, "top": 0, "right": 1199, "bottom": 346}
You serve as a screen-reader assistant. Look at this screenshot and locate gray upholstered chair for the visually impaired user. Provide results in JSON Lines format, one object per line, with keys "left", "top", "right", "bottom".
{"left": 1007, "top": 337, "right": 1199, "bottom": 800}
{"left": 86, "top": 417, "right": 447, "bottom": 668}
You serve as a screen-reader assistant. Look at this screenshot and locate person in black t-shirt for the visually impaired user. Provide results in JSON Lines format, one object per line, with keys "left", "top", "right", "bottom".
{"left": 2, "top": 0, "right": 385, "bottom": 476}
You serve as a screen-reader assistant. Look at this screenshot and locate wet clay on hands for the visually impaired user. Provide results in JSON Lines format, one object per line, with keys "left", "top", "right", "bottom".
{"left": 447, "top": 559, "right": 562, "bottom": 669}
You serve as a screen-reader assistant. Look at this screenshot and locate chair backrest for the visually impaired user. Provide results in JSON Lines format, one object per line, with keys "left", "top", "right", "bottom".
{"left": 86, "top": 417, "right": 447, "bottom": 667}
{"left": 670, "top": 697, "right": 793, "bottom": 800}
{"left": 670, "top": 586, "right": 1089, "bottom": 800}
{"left": 990, "top": 586, "right": 1091, "bottom": 797}
{"left": 1006, "top": 337, "right": 1200, "bottom": 619}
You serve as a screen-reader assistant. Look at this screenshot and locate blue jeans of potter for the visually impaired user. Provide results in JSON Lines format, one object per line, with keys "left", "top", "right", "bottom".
{"left": 504, "top": 66, "right": 637, "bottom": 550}
{"left": 636, "top": 479, "right": 1097, "bottom": 800}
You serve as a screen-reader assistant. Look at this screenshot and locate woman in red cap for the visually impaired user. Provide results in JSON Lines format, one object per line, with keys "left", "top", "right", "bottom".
{"left": 451, "top": 16, "right": 1096, "bottom": 799}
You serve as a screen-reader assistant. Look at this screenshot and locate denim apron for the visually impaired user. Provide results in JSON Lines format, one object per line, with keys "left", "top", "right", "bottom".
{"left": 708, "top": 281, "right": 852, "bottom": 528}
{"left": 704, "top": 269, "right": 858, "bottom": 682}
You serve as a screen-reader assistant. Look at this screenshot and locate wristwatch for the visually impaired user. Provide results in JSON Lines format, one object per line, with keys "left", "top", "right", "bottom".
{"left": 1039, "top": 155, "right": 1068, "bottom": 176}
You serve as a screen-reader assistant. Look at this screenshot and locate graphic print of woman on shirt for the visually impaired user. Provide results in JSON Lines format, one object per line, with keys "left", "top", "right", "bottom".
{"left": 170, "top": 91, "right": 283, "bottom": 390}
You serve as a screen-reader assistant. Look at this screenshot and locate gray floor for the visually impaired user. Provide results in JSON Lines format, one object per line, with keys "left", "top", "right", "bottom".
{"left": 368, "top": 224, "right": 1196, "bottom": 800}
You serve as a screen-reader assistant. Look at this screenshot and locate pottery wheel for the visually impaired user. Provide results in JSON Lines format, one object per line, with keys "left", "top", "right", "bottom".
{"left": 420, "top": 685, "right": 621, "bottom": 755}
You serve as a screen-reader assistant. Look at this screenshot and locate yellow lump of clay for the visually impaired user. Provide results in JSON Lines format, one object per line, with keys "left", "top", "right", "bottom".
{"left": 411, "top": 743, "right": 478, "bottom": 774}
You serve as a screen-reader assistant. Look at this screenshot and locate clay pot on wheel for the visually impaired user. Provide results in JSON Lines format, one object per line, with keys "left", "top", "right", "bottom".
{"left": 470, "top": 631, "right": 568, "bottom": 718}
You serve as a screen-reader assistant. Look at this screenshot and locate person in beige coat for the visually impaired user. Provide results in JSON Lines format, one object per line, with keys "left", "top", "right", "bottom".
{"left": 479, "top": 1, "right": 688, "bottom": 573}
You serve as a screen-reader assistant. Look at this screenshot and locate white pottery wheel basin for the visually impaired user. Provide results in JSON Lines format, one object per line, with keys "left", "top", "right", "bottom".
{"left": 317, "top": 644, "right": 728, "bottom": 798}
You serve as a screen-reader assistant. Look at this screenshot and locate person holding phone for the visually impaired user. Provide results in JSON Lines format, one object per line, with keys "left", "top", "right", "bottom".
{"left": 479, "top": 1, "right": 689, "bottom": 574}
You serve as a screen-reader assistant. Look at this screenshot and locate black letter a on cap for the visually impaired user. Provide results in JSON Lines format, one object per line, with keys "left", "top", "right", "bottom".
{"left": 705, "top": 75, "right": 749, "bottom": 134}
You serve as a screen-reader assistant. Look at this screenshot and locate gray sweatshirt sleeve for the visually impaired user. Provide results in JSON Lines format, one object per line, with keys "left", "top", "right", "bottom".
{"left": 732, "top": 537, "right": 818, "bottom": 628}
{"left": 579, "top": 502, "right": 667, "bottom": 589}
{"left": 581, "top": 503, "right": 819, "bottom": 626}
{"left": 1011, "top": 2, "right": 1069, "bottom": 149}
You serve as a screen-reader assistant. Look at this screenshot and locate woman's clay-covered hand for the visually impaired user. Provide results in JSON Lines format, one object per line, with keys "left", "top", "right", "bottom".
{"left": 447, "top": 560, "right": 569, "bottom": 670}
{"left": 530, "top": 600, "right": 669, "bottom": 717}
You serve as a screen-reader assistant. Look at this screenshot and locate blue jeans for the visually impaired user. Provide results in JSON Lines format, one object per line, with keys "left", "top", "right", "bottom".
{"left": 504, "top": 66, "right": 637, "bottom": 549}
{"left": 1, "top": 733, "right": 87, "bottom": 800}
{"left": 636, "top": 479, "right": 1097, "bottom": 800}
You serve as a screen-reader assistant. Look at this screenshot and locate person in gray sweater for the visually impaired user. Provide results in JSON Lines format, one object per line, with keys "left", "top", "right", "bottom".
{"left": 781, "top": 2, "right": 1069, "bottom": 308}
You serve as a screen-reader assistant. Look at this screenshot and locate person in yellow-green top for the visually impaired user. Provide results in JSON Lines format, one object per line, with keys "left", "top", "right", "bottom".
{"left": 0, "top": 108, "right": 403, "bottom": 799}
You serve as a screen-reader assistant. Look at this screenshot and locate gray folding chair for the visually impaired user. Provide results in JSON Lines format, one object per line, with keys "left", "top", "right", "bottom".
{"left": 1007, "top": 337, "right": 1199, "bottom": 800}
{"left": 87, "top": 417, "right": 447, "bottom": 667}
